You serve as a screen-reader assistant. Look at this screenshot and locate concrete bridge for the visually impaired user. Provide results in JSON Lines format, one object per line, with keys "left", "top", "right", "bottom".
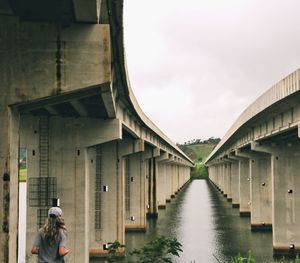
{"left": 205, "top": 68, "right": 300, "bottom": 255}
{"left": 0, "top": 1, "right": 193, "bottom": 262}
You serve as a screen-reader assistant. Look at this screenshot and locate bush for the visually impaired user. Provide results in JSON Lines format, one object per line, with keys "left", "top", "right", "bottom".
{"left": 191, "top": 162, "right": 208, "bottom": 179}
{"left": 129, "top": 236, "right": 183, "bottom": 263}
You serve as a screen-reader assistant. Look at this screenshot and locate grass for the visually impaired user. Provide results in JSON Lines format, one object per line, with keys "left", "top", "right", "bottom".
{"left": 178, "top": 142, "right": 217, "bottom": 180}
{"left": 179, "top": 143, "right": 216, "bottom": 162}
{"left": 212, "top": 252, "right": 300, "bottom": 263}
{"left": 19, "top": 168, "right": 27, "bottom": 182}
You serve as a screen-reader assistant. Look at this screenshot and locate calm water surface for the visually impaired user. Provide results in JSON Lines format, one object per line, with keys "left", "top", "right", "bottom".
{"left": 93, "top": 180, "right": 292, "bottom": 262}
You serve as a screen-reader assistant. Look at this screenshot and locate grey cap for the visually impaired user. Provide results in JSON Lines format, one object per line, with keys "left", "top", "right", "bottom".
{"left": 48, "top": 207, "right": 62, "bottom": 217}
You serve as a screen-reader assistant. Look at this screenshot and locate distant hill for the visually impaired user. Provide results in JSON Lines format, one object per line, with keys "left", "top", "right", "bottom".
{"left": 177, "top": 138, "right": 220, "bottom": 179}
{"left": 177, "top": 137, "right": 220, "bottom": 163}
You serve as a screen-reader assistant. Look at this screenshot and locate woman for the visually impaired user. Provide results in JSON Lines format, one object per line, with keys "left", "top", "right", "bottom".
{"left": 31, "top": 207, "right": 70, "bottom": 262}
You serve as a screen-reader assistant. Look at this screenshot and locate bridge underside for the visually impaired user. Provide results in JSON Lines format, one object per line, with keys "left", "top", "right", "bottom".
{"left": 206, "top": 69, "right": 300, "bottom": 255}
{"left": 0, "top": 0, "right": 193, "bottom": 262}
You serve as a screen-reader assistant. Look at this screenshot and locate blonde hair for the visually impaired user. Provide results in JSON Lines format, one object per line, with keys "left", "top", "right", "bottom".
{"left": 43, "top": 215, "right": 67, "bottom": 245}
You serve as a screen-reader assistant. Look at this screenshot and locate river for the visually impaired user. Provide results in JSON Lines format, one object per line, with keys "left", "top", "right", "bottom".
{"left": 92, "top": 179, "right": 289, "bottom": 263}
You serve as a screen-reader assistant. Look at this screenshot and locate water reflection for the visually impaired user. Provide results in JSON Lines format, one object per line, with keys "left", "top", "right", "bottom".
{"left": 92, "top": 180, "right": 283, "bottom": 262}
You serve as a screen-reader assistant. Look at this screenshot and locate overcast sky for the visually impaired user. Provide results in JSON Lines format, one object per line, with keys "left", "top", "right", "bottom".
{"left": 123, "top": 0, "right": 300, "bottom": 144}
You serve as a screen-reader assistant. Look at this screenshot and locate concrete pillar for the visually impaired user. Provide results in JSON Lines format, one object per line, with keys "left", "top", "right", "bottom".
{"left": 222, "top": 159, "right": 233, "bottom": 202}
{"left": 238, "top": 148, "right": 272, "bottom": 230}
{"left": 227, "top": 156, "right": 240, "bottom": 208}
{"left": 211, "top": 164, "right": 220, "bottom": 190}
{"left": 233, "top": 152, "right": 251, "bottom": 217}
{"left": 124, "top": 152, "right": 146, "bottom": 232}
{"left": 218, "top": 163, "right": 223, "bottom": 191}
{"left": 252, "top": 141, "right": 300, "bottom": 254}
{"left": 239, "top": 159, "right": 251, "bottom": 216}
{"left": 51, "top": 118, "right": 94, "bottom": 262}
{"left": 157, "top": 163, "right": 167, "bottom": 209}
{"left": 146, "top": 157, "right": 158, "bottom": 218}
{"left": 171, "top": 163, "right": 177, "bottom": 198}
{"left": 88, "top": 141, "right": 124, "bottom": 257}
{"left": 211, "top": 165, "right": 217, "bottom": 187}
{"left": 251, "top": 152, "right": 272, "bottom": 230}
{"left": 156, "top": 152, "right": 169, "bottom": 209}
{"left": 214, "top": 164, "right": 221, "bottom": 190}
{"left": 174, "top": 164, "right": 180, "bottom": 194}
{"left": 165, "top": 163, "right": 172, "bottom": 203}
{"left": 8, "top": 108, "right": 20, "bottom": 263}
{"left": 143, "top": 147, "right": 160, "bottom": 218}
{"left": 221, "top": 163, "right": 226, "bottom": 195}
{"left": 0, "top": 107, "right": 19, "bottom": 263}
{"left": 208, "top": 165, "right": 216, "bottom": 185}
{"left": 224, "top": 162, "right": 232, "bottom": 200}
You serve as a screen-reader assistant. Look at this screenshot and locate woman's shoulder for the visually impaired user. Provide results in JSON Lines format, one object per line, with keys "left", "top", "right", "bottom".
{"left": 59, "top": 228, "right": 68, "bottom": 237}
{"left": 37, "top": 228, "right": 44, "bottom": 234}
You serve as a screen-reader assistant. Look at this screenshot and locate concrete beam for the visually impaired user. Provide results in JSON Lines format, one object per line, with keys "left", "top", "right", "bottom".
{"left": 160, "top": 154, "right": 175, "bottom": 164}
{"left": 251, "top": 141, "right": 280, "bottom": 154}
{"left": 143, "top": 147, "right": 160, "bottom": 159}
{"left": 100, "top": 82, "right": 116, "bottom": 118}
{"left": 120, "top": 139, "right": 144, "bottom": 156}
{"left": 76, "top": 118, "right": 122, "bottom": 147}
{"left": 44, "top": 105, "right": 59, "bottom": 115}
{"left": 156, "top": 152, "right": 169, "bottom": 162}
{"left": 70, "top": 100, "right": 88, "bottom": 117}
{"left": 73, "top": 0, "right": 101, "bottom": 23}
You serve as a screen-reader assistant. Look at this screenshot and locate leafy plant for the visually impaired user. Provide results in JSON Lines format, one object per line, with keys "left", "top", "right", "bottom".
{"left": 106, "top": 240, "right": 126, "bottom": 262}
{"left": 129, "top": 235, "right": 183, "bottom": 263}
{"left": 230, "top": 251, "right": 255, "bottom": 263}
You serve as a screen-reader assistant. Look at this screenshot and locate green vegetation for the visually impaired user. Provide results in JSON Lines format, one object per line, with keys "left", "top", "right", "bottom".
{"left": 106, "top": 236, "right": 182, "bottom": 263}
{"left": 229, "top": 251, "right": 255, "bottom": 263}
{"left": 107, "top": 239, "right": 300, "bottom": 263}
{"left": 107, "top": 240, "right": 126, "bottom": 262}
{"left": 177, "top": 137, "right": 220, "bottom": 163}
{"left": 129, "top": 236, "right": 182, "bottom": 263}
{"left": 191, "top": 162, "right": 208, "bottom": 179}
{"left": 177, "top": 137, "right": 220, "bottom": 180}
{"left": 19, "top": 168, "right": 27, "bottom": 182}
{"left": 213, "top": 252, "right": 300, "bottom": 263}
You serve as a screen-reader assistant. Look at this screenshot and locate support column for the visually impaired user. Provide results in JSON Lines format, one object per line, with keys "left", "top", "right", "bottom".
{"left": 8, "top": 108, "right": 20, "bottom": 263}
{"left": 88, "top": 141, "right": 124, "bottom": 257}
{"left": 165, "top": 163, "right": 173, "bottom": 203}
{"left": 224, "top": 161, "right": 232, "bottom": 201}
{"left": 0, "top": 106, "right": 18, "bottom": 262}
{"left": 124, "top": 153, "right": 146, "bottom": 232}
{"left": 52, "top": 118, "right": 90, "bottom": 263}
{"left": 119, "top": 139, "right": 146, "bottom": 232}
{"left": 252, "top": 141, "right": 300, "bottom": 254}
{"left": 157, "top": 163, "right": 167, "bottom": 209}
{"left": 233, "top": 151, "right": 251, "bottom": 217}
{"left": 223, "top": 162, "right": 232, "bottom": 201}
{"left": 220, "top": 163, "right": 227, "bottom": 196}
{"left": 157, "top": 152, "right": 169, "bottom": 209}
{"left": 238, "top": 148, "right": 272, "bottom": 231}
{"left": 144, "top": 147, "right": 160, "bottom": 219}
{"left": 227, "top": 155, "right": 240, "bottom": 208}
